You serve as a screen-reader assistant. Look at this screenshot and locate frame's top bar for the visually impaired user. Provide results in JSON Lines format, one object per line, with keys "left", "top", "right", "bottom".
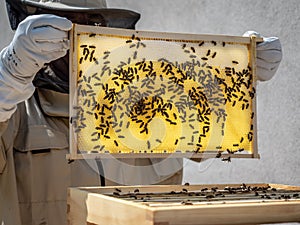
{"left": 73, "top": 24, "right": 264, "bottom": 44}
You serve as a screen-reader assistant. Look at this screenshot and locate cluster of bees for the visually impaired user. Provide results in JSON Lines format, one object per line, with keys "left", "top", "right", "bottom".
{"left": 109, "top": 184, "right": 300, "bottom": 205}
{"left": 73, "top": 31, "right": 256, "bottom": 156}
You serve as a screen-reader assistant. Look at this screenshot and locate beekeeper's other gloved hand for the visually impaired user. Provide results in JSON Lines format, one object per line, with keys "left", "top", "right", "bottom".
{"left": 243, "top": 31, "right": 282, "bottom": 81}
{"left": 0, "top": 14, "right": 72, "bottom": 122}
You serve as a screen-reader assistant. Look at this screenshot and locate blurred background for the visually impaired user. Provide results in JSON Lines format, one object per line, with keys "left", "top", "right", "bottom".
{"left": 0, "top": 0, "right": 299, "bottom": 187}
{"left": 105, "top": 0, "right": 300, "bottom": 186}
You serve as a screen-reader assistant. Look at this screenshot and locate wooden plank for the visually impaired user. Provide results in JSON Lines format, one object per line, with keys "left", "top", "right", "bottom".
{"left": 77, "top": 183, "right": 300, "bottom": 198}
{"left": 76, "top": 183, "right": 272, "bottom": 194}
{"left": 74, "top": 24, "right": 263, "bottom": 44}
{"left": 69, "top": 187, "right": 155, "bottom": 225}
{"left": 68, "top": 184, "right": 300, "bottom": 225}
{"left": 86, "top": 193, "right": 154, "bottom": 225}
{"left": 67, "top": 187, "right": 89, "bottom": 225}
{"left": 249, "top": 35, "right": 259, "bottom": 159}
{"left": 152, "top": 201, "right": 300, "bottom": 225}
{"left": 69, "top": 23, "right": 79, "bottom": 161}
{"left": 66, "top": 152, "right": 258, "bottom": 160}
{"left": 269, "top": 183, "right": 300, "bottom": 191}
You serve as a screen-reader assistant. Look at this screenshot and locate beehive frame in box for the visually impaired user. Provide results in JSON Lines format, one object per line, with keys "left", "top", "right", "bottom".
{"left": 68, "top": 24, "right": 262, "bottom": 160}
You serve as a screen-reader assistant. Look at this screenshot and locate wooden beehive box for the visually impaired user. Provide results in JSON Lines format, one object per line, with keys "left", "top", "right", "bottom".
{"left": 68, "top": 183, "right": 300, "bottom": 225}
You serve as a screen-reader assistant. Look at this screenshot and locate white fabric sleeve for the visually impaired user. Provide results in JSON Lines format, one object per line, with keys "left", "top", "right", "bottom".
{"left": 0, "top": 47, "right": 35, "bottom": 122}
{"left": 243, "top": 31, "right": 282, "bottom": 81}
{"left": 0, "top": 14, "right": 72, "bottom": 122}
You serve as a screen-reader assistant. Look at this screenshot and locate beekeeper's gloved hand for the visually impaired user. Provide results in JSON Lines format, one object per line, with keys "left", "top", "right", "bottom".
{"left": 243, "top": 31, "right": 282, "bottom": 81}
{"left": 0, "top": 14, "right": 72, "bottom": 122}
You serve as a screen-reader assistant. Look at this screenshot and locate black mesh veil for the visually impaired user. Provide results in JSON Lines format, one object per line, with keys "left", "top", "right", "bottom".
{"left": 6, "top": 0, "right": 28, "bottom": 30}
{"left": 5, "top": 0, "right": 140, "bottom": 93}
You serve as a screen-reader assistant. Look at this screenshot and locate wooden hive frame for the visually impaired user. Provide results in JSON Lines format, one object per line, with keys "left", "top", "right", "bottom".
{"left": 68, "top": 24, "right": 263, "bottom": 160}
{"left": 68, "top": 183, "right": 300, "bottom": 225}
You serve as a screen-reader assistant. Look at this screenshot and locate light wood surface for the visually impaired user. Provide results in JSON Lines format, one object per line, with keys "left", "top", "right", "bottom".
{"left": 68, "top": 183, "right": 300, "bottom": 225}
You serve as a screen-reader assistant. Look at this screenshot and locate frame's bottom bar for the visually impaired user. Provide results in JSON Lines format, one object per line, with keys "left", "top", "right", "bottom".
{"left": 66, "top": 152, "right": 260, "bottom": 160}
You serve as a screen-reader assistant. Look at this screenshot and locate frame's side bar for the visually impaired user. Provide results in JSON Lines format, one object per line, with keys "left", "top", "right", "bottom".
{"left": 69, "top": 24, "right": 79, "bottom": 161}
{"left": 250, "top": 35, "right": 260, "bottom": 159}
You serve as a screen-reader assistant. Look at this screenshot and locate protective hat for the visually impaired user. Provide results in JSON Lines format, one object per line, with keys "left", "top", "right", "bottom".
{"left": 6, "top": 0, "right": 140, "bottom": 30}
{"left": 5, "top": 0, "right": 141, "bottom": 93}
{"left": 21, "top": 0, "right": 107, "bottom": 11}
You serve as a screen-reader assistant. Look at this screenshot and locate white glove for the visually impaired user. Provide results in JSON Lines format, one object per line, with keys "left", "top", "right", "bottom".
{"left": 243, "top": 31, "right": 282, "bottom": 81}
{"left": 0, "top": 14, "right": 72, "bottom": 122}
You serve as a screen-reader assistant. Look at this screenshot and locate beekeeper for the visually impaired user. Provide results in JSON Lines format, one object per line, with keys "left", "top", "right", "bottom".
{"left": 0, "top": 0, "right": 282, "bottom": 224}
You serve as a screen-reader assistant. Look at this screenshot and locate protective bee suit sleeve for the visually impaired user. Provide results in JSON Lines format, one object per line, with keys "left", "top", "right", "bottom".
{"left": 0, "top": 14, "right": 72, "bottom": 122}
{"left": 244, "top": 31, "right": 282, "bottom": 81}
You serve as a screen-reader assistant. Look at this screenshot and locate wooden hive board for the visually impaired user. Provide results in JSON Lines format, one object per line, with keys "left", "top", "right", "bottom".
{"left": 68, "top": 24, "right": 263, "bottom": 160}
{"left": 68, "top": 183, "right": 300, "bottom": 225}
